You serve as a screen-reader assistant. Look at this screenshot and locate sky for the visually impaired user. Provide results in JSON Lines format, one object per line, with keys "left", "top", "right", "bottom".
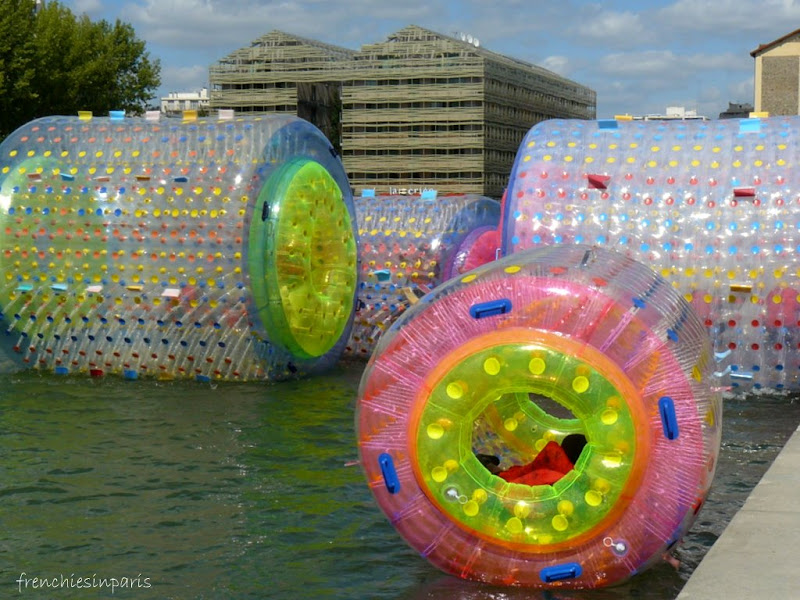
{"left": 58, "top": 0, "right": 800, "bottom": 119}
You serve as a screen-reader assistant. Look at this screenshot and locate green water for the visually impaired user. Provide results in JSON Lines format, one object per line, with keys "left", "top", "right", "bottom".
{"left": 1, "top": 363, "right": 798, "bottom": 600}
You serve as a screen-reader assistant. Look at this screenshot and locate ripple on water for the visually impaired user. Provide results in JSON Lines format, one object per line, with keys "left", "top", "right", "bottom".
{"left": 1, "top": 368, "right": 798, "bottom": 599}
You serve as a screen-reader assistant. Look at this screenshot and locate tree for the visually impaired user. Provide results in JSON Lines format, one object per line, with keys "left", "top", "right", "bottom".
{"left": 0, "top": 0, "right": 38, "bottom": 138}
{"left": 0, "top": 0, "right": 161, "bottom": 139}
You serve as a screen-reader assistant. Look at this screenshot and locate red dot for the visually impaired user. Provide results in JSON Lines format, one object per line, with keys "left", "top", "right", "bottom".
{"left": 728, "top": 342, "right": 737, "bottom": 349}
{"left": 751, "top": 320, "right": 760, "bottom": 327}
{"left": 728, "top": 320, "right": 736, "bottom": 327}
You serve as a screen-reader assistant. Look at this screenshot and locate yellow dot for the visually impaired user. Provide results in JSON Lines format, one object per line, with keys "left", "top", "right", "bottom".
{"left": 472, "top": 489, "right": 488, "bottom": 504}
{"left": 592, "top": 477, "right": 611, "bottom": 494}
{"left": 585, "top": 490, "right": 603, "bottom": 506}
{"left": 773, "top": 294, "right": 782, "bottom": 304}
{"left": 483, "top": 357, "right": 501, "bottom": 375}
{"left": 572, "top": 376, "right": 589, "bottom": 393}
{"left": 461, "top": 274, "right": 477, "bottom": 283}
{"left": 534, "top": 438, "right": 548, "bottom": 451}
{"left": 551, "top": 514, "right": 568, "bottom": 531}
{"left": 432, "top": 466, "right": 447, "bottom": 482}
{"left": 557, "top": 500, "right": 574, "bottom": 516}
{"left": 427, "top": 422, "right": 444, "bottom": 439}
{"left": 463, "top": 501, "right": 479, "bottom": 517}
{"left": 529, "top": 357, "right": 546, "bottom": 375}
{"left": 514, "top": 501, "right": 531, "bottom": 518}
{"left": 504, "top": 418, "right": 518, "bottom": 432}
{"left": 506, "top": 517, "right": 524, "bottom": 534}
{"left": 444, "top": 459, "right": 459, "bottom": 473}
{"left": 504, "top": 265, "right": 521, "bottom": 274}
{"left": 601, "top": 408, "right": 618, "bottom": 425}
{"left": 446, "top": 382, "right": 464, "bottom": 399}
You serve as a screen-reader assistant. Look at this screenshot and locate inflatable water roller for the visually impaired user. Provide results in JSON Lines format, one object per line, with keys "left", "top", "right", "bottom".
{"left": 357, "top": 243, "right": 721, "bottom": 588}
{"left": 504, "top": 114, "right": 800, "bottom": 391}
{"left": 347, "top": 193, "right": 500, "bottom": 357}
{"left": 0, "top": 112, "right": 358, "bottom": 380}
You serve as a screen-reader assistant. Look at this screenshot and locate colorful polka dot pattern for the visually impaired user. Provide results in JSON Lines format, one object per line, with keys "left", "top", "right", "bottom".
{"left": 345, "top": 194, "right": 500, "bottom": 357}
{"left": 505, "top": 116, "right": 800, "bottom": 391}
{"left": 0, "top": 113, "right": 356, "bottom": 381}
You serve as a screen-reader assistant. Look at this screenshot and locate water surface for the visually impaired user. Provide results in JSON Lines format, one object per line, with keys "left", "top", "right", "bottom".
{"left": 1, "top": 365, "right": 798, "bottom": 599}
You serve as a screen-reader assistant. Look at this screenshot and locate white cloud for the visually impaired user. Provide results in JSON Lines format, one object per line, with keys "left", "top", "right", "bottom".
{"left": 571, "top": 10, "right": 649, "bottom": 48}
{"left": 657, "top": 0, "right": 800, "bottom": 34}
{"left": 161, "top": 64, "right": 209, "bottom": 93}
{"left": 599, "top": 50, "right": 745, "bottom": 78}
{"left": 118, "top": 0, "right": 436, "bottom": 50}
{"left": 72, "top": 0, "right": 103, "bottom": 16}
{"left": 540, "top": 55, "right": 570, "bottom": 76}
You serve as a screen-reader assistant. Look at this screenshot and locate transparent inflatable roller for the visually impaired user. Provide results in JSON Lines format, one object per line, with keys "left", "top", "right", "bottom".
{"left": 357, "top": 244, "right": 721, "bottom": 588}
{"left": 0, "top": 113, "right": 358, "bottom": 381}
{"left": 505, "top": 115, "right": 800, "bottom": 391}
{"left": 348, "top": 193, "right": 500, "bottom": 358}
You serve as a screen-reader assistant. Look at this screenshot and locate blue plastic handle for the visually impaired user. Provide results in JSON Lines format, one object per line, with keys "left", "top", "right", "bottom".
{"left": 469, "top": 298, "right": 511, "bottom": 319}
{"left": 540, "top": 562, "right": 583, "bottom": 583}
{"left": 378, "top": 453, "right": 400, "bottom": 494}
{"left": 659, "top": 396, "right": 679, "bottom": 440}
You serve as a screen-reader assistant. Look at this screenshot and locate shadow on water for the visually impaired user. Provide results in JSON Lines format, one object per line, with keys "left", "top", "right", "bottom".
{"left": 0, "top": 364, "right": 799, "bottom": 599}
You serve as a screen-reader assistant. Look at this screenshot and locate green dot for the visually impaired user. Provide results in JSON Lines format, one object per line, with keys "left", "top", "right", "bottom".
{"left": 432, "top": 466, "right": 447, "bottom": 482}
{"left": 426, "top": 422, "right": 444, "bottom": 439}
{"left": 552, "top": 514, "right": 569, "bottom": 531}
{"left": 483, "top": 356, "right": 501, "bottom": 375}
{"left": 572, "top": 375, "right": 590, "bottom": 393}
{"left": 601, "top": 408, "right": 619, "bottom": 425}
{"left": 506, "top": 517, "right": 523, "bottom": 534}
{"left": 446, "top": 382, "right": 464, "bottom": 399}
{"left": 463, "top": 501, "right": 479, "bottom": 517}
{"left": 585, "top": 490, "right": 603, "bottom": 506}
{"left": 529, "top": 357, "right": 546, "bottom": 375}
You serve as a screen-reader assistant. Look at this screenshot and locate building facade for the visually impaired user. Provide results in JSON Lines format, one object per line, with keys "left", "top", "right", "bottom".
{"left": 160, "top": 88, "right": 210, "bottom": 115}
{"left": 209, "top": 31, "right": 356, "bottom": 149}
{"left": 751, "top": 28, "right": 800, "bottom": 116}
{"left": 209, "top": 26, "right": 596, "bottom": 198}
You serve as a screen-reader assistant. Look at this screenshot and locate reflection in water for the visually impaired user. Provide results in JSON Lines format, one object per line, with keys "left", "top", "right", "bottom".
{"left": 1, "top": 366, "right": 798, "bottom": 599}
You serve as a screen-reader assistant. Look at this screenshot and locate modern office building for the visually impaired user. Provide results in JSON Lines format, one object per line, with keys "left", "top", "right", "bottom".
{"left": 160, "top": 88, "right": 210, "bottom": 116}
{"left": 209, "top": 25, "right": 596, "bottom": 198}
{"left": 209, "top": 31, "right": 356, "bottom": 149}
{"left": 751, "top": 28, "right": 800, "bottom": 116}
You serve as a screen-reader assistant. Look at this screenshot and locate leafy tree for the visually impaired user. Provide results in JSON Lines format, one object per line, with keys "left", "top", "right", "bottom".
{"left": 0, "top": 0, "right": 161, "bottom": 139}
{"left": 0, "top": 0, "right": 38, "bottom": 138}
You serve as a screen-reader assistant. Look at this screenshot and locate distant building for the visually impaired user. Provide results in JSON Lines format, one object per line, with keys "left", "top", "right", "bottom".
{"left": 751, "top": 28, "right": 800, "bottom": 115}
{"left": 160, "top": 88, "right": 210, "bottom": 116}
{"left": 209, "top": 25, "right": 596, "bottom": 198}
{"left": 719, "top": 102, "right": 755, "bottom": 119}
{"left": 614, "top": 106, "right": 708, "bottom": 121}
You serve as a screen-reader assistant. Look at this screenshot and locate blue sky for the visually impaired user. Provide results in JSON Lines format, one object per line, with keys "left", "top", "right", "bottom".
{"left": 59, "top": 0, "right": 800, "bottom": 118}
